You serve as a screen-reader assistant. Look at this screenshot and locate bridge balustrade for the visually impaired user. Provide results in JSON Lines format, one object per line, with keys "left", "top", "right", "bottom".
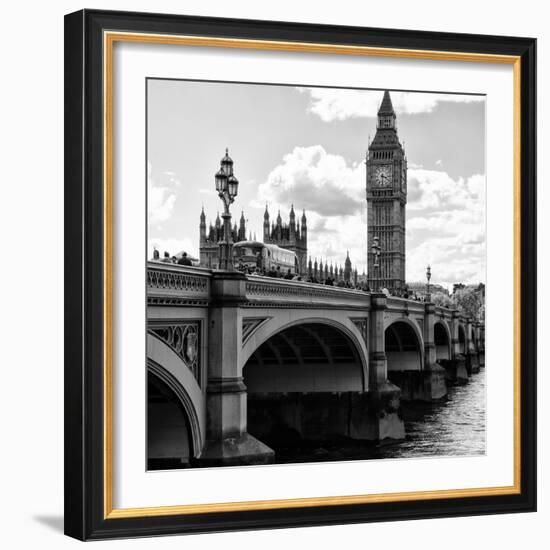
{"left": 245, "top": 275, "right": 371, "bottom": 307}
{"left": 147, "top": 262, "right": 212, "bottom": 306}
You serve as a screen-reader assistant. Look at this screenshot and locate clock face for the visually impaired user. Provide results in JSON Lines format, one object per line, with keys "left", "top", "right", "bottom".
{"left": 374, "top": 165, "right": 392, "bottom": 186}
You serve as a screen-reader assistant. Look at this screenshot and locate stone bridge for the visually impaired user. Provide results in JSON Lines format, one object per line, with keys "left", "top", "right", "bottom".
{"left": 146, "top": 263, "right": 484, "bottom": 467}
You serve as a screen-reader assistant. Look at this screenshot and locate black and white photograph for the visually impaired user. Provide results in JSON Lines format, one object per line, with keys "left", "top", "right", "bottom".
{"left": 0, "top": 0, "right": 543, "bottom": 544}
{"left": 146, "top": 81, "right": 486, "bottom": 470}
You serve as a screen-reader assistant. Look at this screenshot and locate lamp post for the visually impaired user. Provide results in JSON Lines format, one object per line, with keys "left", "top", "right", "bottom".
{"left": 426, "top": 264, "right": 432, "bottom": 302}
{"left": 215, "top": 148, "right": 239, "bottom": 270}
{"left": 371, "top": 235, "right": 381, "bottom": 291}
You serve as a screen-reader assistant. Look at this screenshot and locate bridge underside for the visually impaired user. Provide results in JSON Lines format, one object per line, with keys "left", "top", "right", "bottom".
{"left": 385, "top": 320, "right": 447, "bottom": 402}
{"left": 245, "top": 323, "right": 364, "bottom": 393}
{"left": 437, "top": 323, "right": 469, "bottom": 385}
{"left": 385, "top": 321, "right": 422, "bottom": 372}
{"left": 435, "top": 322, "right": 450, "bottom": 361}
{"left": 458, "top": 325, "right": 466, "bottom": 354}
{"left": 147, "top": 371, "right": 194, "bottom": 470}
{"left": 244, "top": 323, "right": 403, "bottom": 448}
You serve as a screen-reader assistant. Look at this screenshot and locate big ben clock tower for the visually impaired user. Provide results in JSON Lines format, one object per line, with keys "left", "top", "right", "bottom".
{"left": 366, "top": 90, "right": 407, "bottom": 293}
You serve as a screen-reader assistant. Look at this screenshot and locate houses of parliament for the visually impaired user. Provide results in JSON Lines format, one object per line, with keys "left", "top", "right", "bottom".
{"left": 199, "top": 204, "right": 308, "bottom": 274}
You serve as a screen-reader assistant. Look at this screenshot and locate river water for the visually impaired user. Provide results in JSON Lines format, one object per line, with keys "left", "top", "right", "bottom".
{"left": 273, "top": 368, "right": 486, "bottom": 464}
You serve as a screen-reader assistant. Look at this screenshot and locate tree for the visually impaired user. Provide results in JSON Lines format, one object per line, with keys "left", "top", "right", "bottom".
{"left": 452, "top": 283, "right": 466, "bottom": 295}
{"left": 452, "top": 287, "right": 484, "bottom": 320}
{"left": 432, "top": 291, "right": 453, "bottom": 308}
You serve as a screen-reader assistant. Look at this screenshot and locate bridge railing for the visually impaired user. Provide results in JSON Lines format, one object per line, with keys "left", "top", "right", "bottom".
{"left": 147, "top": 261, "right": 212, "bottom": 305}
{"left": 386, "top": 295, "right": 426, "bottom": 315}
{"left": 145, "top": 264, "right": 468, "bottom": 320}
{"left": 387, "top": 296, "right": 459, "bottom": 322}
{"left": 245, "top": 275, "right": 371, "bottom": 308}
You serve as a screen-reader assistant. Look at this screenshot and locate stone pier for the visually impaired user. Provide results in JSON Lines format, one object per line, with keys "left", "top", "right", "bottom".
{"left": 475, "top": 322, "right": 485, "bottom": 368}
{"left": 200, "top": 270, "right": 274, "bottom": 466}
{"left": 439, "top": 309, "right": 469, "bottom": 385}
{"left": 388, "top": 302, "right": 448, "bottom": 402}
{"left": 465, "top": 317, "right": 480, "bottom": 375}
{"left": 366, "top": 294, "right": 406, "bottom": 438}
{"left": 439, "top": 356, "right": 469, "bottom": 385}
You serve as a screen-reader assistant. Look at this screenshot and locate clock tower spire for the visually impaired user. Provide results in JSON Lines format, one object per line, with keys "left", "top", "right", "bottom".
{"left": 366, "top": 90, "right": 407, "bottom": 293}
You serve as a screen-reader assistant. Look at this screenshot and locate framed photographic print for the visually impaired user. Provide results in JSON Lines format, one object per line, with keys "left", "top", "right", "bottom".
{"left": 64, "top": 9, "right": 536, "bottom": 540}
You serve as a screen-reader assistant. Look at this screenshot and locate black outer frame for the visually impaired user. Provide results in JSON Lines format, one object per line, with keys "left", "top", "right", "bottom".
{"left": 64, "top": 9, "right": 537, "bottom": 541}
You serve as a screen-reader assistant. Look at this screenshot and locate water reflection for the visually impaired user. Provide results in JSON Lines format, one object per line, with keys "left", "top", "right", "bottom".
{"left": 273, "top": 368, "right": 486, "bottom": 464}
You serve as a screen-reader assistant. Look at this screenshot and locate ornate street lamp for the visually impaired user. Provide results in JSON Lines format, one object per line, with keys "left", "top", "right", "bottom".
{"left": 426, "top": 264, "right": 432, "bottom": 302}
{"left": 371, "top": 235, "right": 381, "bottom": 291}
{"left": 215, "top": 148, "right": 239, "bottom": 270}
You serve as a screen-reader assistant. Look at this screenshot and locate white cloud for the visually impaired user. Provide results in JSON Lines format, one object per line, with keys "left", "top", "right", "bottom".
{"left": 406, "top": 171, "right": 486, "bottom": 287}
{"left": 198, "top": 188, "right": 217, "bottom": 197}
{"left": 252, "top": 146, "right": 369, "bottom": 270}
{"left": 406, "top": 235, "right": 485, "bottom": 290}
{"left": 256, "top": 149, "right": 485, "bottom": 287}
{"left": 255, "top": 145, "right": 364, "bottom": 217}
{"left": 307, "top": 211, "right": 369, "bottom": 274}
{"left": 407, "top": 169, "right": 485, "bottom": 212}
{"left": 148, "top": 161, "right": 179, "bottom": 228}
{"left": 162, "top": 170, "right": 181, "bottom": 186}
{"left": 297, "top": 88, "right": 484, "bottom": 122}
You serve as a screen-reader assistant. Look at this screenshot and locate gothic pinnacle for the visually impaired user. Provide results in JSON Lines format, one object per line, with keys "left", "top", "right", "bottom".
{"left": 378, "top": 90, "right": 395, "bottom": 115}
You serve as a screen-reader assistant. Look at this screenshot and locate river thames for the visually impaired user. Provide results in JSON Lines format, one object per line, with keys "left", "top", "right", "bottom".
{"left": 272, "top": 368, "right": 486, "bottom": 464}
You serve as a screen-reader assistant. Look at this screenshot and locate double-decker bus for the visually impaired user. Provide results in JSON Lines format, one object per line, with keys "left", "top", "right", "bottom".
{"left": 233, "top": 240, "right": 298, "bottom": 276}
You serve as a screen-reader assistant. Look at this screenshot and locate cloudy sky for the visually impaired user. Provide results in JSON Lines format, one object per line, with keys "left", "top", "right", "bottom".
{"left": 147, "top": 79, "right": 486, "bottom": 288}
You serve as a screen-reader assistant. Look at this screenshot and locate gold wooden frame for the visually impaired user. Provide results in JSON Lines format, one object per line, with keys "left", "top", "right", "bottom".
{"left": 102, "top": 31, "right": 522, "bottom": 520}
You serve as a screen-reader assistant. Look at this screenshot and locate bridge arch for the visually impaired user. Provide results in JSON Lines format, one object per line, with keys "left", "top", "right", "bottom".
{"left": 147, "top": 367, "right": 196, "bottom": 469}
{"left": 434, "top": 320, "right": 452, "bottom": 361}
{"left": 243, "top": 320, "right": 366, "bottom": 392}
{"left": 385, "top": 318, "right": 424, "bottom": 372}
{"left": 242, "top": 320, "right": 368, "bottom": 448}
{"left": 458, "top": 324, "right": 467, "bottom": 355}
{"left": 147, "top": 333, "right": 204, "bottom": 462}
{"left": 241, "top": 316, "right": 368, "bottom": 390}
